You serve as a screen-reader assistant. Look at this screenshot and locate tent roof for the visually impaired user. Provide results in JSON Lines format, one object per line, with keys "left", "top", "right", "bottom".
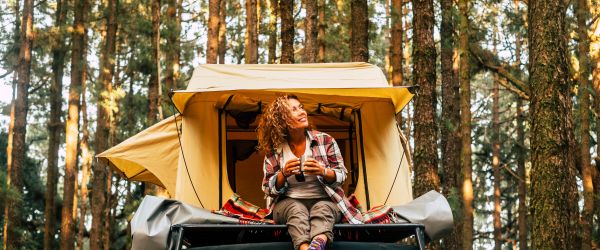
{"left": 171, "top": 63, "right": 416, "bottom": 114}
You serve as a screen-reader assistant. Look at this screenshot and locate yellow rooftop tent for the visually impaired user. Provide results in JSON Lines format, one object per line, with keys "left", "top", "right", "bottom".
{"left": 97, "top": 62, "right": 416, "bottom": 211}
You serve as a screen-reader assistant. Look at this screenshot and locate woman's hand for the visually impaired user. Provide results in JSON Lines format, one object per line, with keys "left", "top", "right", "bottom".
{"left": 302, "top": 158, "right": 325, "bottom": 176}
{"left": 282, "top": 158, "right": 301, "bottom": 177}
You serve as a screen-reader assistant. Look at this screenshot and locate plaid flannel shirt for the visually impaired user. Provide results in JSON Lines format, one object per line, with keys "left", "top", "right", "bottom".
{"left": 262, "top": 130, "right": 364, "bottom": 224}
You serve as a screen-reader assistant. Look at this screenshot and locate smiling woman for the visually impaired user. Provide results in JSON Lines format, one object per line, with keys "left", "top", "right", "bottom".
{"left": 258, "top": 94, "right": 358, "bottom": 250}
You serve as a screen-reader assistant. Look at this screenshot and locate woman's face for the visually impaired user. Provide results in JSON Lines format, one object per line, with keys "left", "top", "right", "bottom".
{"left": 287, "top": 98, "right": 309, "bottom": 129}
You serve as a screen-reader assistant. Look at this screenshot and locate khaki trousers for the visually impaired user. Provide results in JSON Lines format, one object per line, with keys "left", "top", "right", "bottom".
{"left": 273, "top": 197, "right": 341, "bottom": 250}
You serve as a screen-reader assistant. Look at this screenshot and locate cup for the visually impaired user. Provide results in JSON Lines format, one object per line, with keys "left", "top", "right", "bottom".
{"left": 295, "top": 155, "right": 306, "bottom": 182}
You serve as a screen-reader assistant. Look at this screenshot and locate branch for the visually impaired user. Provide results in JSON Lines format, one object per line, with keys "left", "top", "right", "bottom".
{"left": 469, "top": 43, "right": 530, "bottom": 100}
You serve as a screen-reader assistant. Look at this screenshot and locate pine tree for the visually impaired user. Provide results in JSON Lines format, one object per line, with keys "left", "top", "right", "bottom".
{"left": 267, "top": 0, "right": 278, "bottom": 63}
{"left": 45, "top": 0, "right": 68, "bottom": 248}
{"left": 61, "top": 0, "right": 88, "bottom": 247}
{"left": 280, "top": 0, "right": 294, "bottom": 63}
{"left": 412, "top": 0, "right": 439, "bottom": 198}
{"left": 3, "top": 0, "right": 33, "bottom": 247}
{"left": 245, "top": 0, "right": 258, "bottom": 63}
{"left": 529, "top": 0, "right": 580, "bottom": 247}
{"left": 91, "top": 0, "right": 118, "bottom": 248}
{"left": 440, "top": 0, "right": 462, "bottom": 247}
{"left": 575, "top": 0, "right": 594, "bottom": 247}
{"left": 458, "top": 0, "right": 474, "bottom": 248}
{"left": 390, "top": 0, "right": 402, "bottom": 86}
{"left": 303, "top": 0, "right": 318, "bottom": 63}
{"left": 350, "top": 0, "right": 368, "bottom": 62}
{"left": 207, "top": 0, "right": 220, "bottom": 64}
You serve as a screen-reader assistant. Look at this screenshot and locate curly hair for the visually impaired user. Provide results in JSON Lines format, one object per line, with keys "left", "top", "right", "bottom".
{"left": 257, "top": 94, "right": 299, "bottom": 154}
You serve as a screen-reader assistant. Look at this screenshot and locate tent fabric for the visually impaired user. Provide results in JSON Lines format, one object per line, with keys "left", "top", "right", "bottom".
{"left": 97, "top": 62, "right": 416, "bottom": 214}
{"left": 97, "top": 115, "right": 181, "bottom": 195}
{"left": 171, "top": 63, "right": 415, "bottom": 114}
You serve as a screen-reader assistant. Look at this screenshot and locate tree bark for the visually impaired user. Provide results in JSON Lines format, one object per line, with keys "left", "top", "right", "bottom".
{"left": 576, "top": 0, "right": 594, "bottom": 248}
{"left": 492, "top": 72, "right": 502, "bottom": 250}
{"left": 514, "top": 13, "right": 527, "bottom": 248}
{"left": 267, "top": 0, "right": 278, "bottom": 63}
{"left": 303, "top": 0, "right": 318, "bottom": 63}
{"left": 4, "top": 2, "right": 19, "bottom": 247}
{"left": 458, "top": 0, "right": 473, "bottom": 249}
{"left": 350, "top": 0, "right": 368, "bottom": 62}
{"left": 280, "top": 0, "right": 294, "bottom": 64}
{"left": 146, "top": 0, "right": 166, "bottom": 196}
{"left": 207, "top": 0, "right": 220, "bottom": 63}
{"left": 245, "top": 0, "right": 258, "bottom": 64}
{"left": 593, "top": 16, "right": 600, "bottom": 237}
{"left": 61, "top": 0, "right": 88, "bottom": 248}
{"left": 390, "top": 0, "right": 402, "bottom": 86}
{"left": 148, "top": 0, "right": 162, "bottom": 125}
{"left": 165, "top": 0, "right": 181, "bottom": 91}
{"left": 77, "top": 48, "right": 91, "bottom": 250}
{"left": 516, "top": 96, "right": 527, "bottom": 250}
{"left": 440, "top": 0, "right": 461, "bottom": 247}
{"left": 218, "top": 0, "right": 227, "bottom": 64}
{"left": 412, "top": 0, "right": 439, "bottom": 198}
{"left": 317, "top": 0, "right": 325, "bottom": 62}
{"left": 529, "top": 0, "right": 580, "bottom": 248}
{"left": 90, "top": 0, "right": 118, "bottom": 248}
{"left": 45, "top": 0, "right": 68, "bottom": 248}
{"left": 4, "top": 0, "right": 33, "bottom": 247}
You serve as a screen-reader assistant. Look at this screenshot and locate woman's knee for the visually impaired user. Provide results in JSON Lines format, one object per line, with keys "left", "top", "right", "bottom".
{"left": 310, "top": 201, "right": 339, "bottom": 220}
{"left": 274, "top": 198, "right": 309, "bottom": 223}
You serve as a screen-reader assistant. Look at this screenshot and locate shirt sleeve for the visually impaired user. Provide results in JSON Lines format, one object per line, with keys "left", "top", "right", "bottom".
{"left": 325, "top": 136, "right": 347, "bottom": 189}
{"left": 262, "top": 153, "right": 288, "bottom": 196}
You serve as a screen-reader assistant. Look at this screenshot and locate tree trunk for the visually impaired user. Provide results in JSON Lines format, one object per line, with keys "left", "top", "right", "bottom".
{"left": 77, "top": 49, "right": 91, "bottom": 250}
{"left": 148, "top": 0, "right": 162, "bottom": 125}
{"left": 4, "top": 0, "right": 33, "bottom": 249}
{"left": 390, "top": 0, "right": 402, "bottom": 86}
{"left": 350, "top": 0, "right": 368, "bottom": 62}
{"left": 593, "top": 18, "right": 600, "bottom": 245}
{"left": 458, "top": 0, "right": 473, "bottom": 249}
{"left": 218, "top": 0, "right": 227, "bottom": 64}
{"left": 146, "top": 0, "right": 166, "bottom": 196}
{"left": 45, "top": 0, "right": 67, "bottom": 248}
{"left": 267, "top": 0, "right": 278, "bottom": 63}
{"left": 207, "top": 0, "right": 220, "bottom": 63}
{"left": 61, "top": 0, "right": 88, "bottom": 247}
{"left": 576, "top": 0, "right": 594, "bottom": 248}
{"left": 412, "top": 0, "right": 439, "bottom": 198}
{"left": 516, "top": 95, "right": 527, "bottom": 250}
{"left": 317, "top": 0, "right": 325, "bottom": 62}
{"left": 303, "top": 0, "right": 318, "bottom": 63}
{"left": 165, "top": 0, "right": 181, "bottom": 91}
{"left": 513, "top": 2, "right": 527, "bottom": 249}
{"left": 440, "top": 0, "right": 461, "bottom": 247}
{"left": 529, "top": 0, "right": 580, "bottom": 248}
{"left": 492, "top": 72, "right": 502, "bottom": 250}
{"left": 103, "top": 173, "right": 113, "bottom": 250}
{"left": 4, "top": 0, "right": 33, "bottom": 247}
{"left": 90, "top": 0, "right": 118, "bottom": 248}
{"left": 280, "top": 0, "right": 294, "bottom": 64}
{"left": 245, "top": 0, "right": 258, "bottom": 63}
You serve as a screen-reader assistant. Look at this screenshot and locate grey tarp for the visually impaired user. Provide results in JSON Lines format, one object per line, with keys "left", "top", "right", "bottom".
{"left": 130, "top": 191, "right": 453, "bottom": 250}
{"left": 130, "top": 196, "right": 239, "bottom": 250}
{"left": 391, "top": 190, "right": 454, "bottom": 241}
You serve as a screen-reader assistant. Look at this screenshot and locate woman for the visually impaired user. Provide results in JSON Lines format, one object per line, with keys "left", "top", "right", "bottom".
{"left": 258, "top": 94, "right": 362, "bottom": 250}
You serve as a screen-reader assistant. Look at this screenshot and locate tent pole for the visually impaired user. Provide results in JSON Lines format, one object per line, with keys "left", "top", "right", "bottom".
{"left": 356, "top": 110, "right": 370, "bottom": 210}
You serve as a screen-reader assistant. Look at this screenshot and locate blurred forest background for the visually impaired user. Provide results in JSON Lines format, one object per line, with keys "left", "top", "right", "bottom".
{"left": 0, "top": 0, "right": 598, "bottom": 249}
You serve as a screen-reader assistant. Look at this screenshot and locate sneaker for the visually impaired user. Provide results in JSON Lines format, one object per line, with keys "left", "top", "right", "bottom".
{"left": 307, "top": 237, "right": 327, "bottom": 250}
